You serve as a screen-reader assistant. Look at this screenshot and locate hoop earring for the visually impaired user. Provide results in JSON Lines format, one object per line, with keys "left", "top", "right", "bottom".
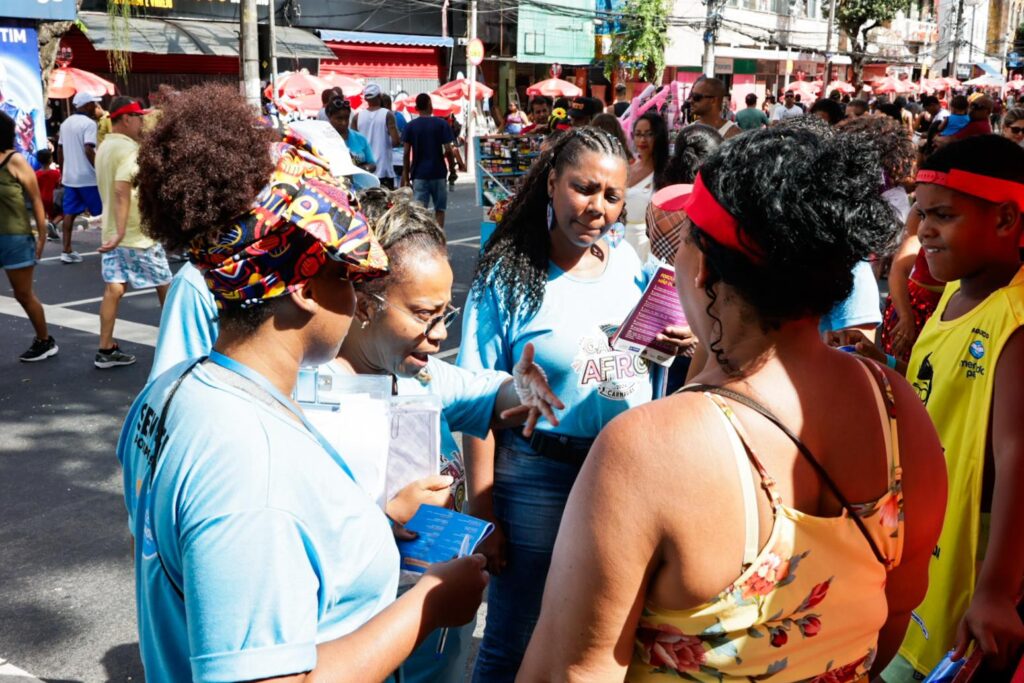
{"left": 360, "top": 320, "right": 369, "bottom": 329}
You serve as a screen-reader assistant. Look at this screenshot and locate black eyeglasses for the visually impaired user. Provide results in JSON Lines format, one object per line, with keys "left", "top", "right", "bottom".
{"left": 690, "top": 93, "right": 715, "bottom": 103}
{"left": 1007, "top": 125, "right": 1024, "bottom": 135}
{"left": 370, "top": 293, "right": 460, "bottom": 337}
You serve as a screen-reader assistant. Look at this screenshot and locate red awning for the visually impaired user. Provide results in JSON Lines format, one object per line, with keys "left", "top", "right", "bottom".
{"left": 321, "top": 42, "right": 440, "bottom": 80}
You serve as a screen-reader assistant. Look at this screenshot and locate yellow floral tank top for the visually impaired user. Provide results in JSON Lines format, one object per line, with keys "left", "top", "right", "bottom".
{"left": 627, "top": 359, "right": 904, "bottom": 683}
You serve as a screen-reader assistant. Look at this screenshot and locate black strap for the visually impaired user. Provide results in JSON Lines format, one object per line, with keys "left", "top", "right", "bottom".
{"left": 680, "top": 383, "right": 889, "bottom": 567}
{"left": 147, "top": 358, "right": 205, "bottom": 600}
{"left": 0, "top": 152, "right": 15, "bottom": 172}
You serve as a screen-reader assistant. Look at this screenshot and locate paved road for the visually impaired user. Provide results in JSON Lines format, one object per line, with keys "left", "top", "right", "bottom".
{"left": 0, "top": 179, "right": 486, "bottom": 682}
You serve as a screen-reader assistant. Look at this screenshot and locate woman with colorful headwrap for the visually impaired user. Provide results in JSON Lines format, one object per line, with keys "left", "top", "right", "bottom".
{"left": 117, "top": 83, "right": 487, "bottom": 683}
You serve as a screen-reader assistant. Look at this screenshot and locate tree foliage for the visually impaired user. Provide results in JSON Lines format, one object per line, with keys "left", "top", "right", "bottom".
{"left": 826, "top": 0, "right": 912, "bottom": 83}
{"left": 604, "top": 0, "right": 671, "bottom": 84}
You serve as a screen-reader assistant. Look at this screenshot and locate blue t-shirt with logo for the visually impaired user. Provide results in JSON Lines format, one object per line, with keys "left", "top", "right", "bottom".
{"left": 401, "top": 116, "right": 455, "bottom": 181}
{"left": 148, "top": 262, "right": 219, "bottom": 382}
{"left": 118, "top": 360, "right": 399, "bottom": 683}
{"left": 344, "top": 129, "right": 375, "bottom": 167}
{"left": 457, "top": 240, "right": 653, "bottom": 438}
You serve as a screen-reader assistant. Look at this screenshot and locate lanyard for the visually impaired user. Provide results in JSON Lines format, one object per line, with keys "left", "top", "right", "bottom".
{"left": 207, "top": 351, "right": 357, "bottom": 483}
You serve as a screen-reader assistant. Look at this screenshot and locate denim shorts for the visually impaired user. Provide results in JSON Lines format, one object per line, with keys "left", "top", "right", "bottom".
{"left": 413, "top": 177, "right": 448, "bottom": 212}
{"left": 0, "top": 234, "right": 36, "bottom": 270}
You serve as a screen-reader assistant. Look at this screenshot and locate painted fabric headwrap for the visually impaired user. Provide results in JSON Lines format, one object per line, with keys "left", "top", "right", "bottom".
{"left": 191, "top": 134, "right": 388, "bottom": 309}
{"left": 915, "top": 168, "right": 1024, "bottom": 212}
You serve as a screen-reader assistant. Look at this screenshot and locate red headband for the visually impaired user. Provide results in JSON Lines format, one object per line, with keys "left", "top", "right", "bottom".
{"left": 916, "top": 169, "right": 1024, "bottom": 211}
{"left": 110, "top": 101, "right": 148, "bottom": 120}
{"left": 680, "top": 172, "right": 763, "bottom": 262}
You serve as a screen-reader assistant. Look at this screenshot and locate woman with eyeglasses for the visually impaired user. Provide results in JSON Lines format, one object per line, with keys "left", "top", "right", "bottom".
{"left": 623, "top": 111, "right": 670, "bottom": 261}
{"left": 322, "top": 190, "right": 563, "bottom": 683}
{"left": 1002, "top": 107, "right": 1024, "bottom": 147}
{"left": 327, "top": 97, "right": 376, "bottom": 172}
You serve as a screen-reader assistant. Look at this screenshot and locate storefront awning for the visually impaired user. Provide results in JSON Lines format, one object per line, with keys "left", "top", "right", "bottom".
{"left": 77, "top": 11, "right": 334, "bottom": 59}
{"left": 317, "top": 30, "right": 453, "bottom": 48}
{"left": 975, "top": 62, "right": 1002, "bottom": 78}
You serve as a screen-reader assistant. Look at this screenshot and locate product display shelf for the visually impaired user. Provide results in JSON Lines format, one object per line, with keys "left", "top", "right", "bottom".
{"left": 473, "top": 134, "right": 544, "bottom": 207}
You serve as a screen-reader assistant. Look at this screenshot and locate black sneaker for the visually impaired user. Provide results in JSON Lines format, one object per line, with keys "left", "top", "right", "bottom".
{"left": 19, "top": 336, "right": 59, "bottom": 362}
{"left": 94, "top": 344, "right": 136, "bottom": 369}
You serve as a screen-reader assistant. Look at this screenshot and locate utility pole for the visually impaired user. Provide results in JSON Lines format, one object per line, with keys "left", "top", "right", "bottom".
{"left": 950, "top": 0, "right": 965, "bottom": 79}
{"left": 702, "top": 0, "right": 720, "bottom": 77}
{"left": 240, "top": 0, "right": 261, "bottom": 109}
{"left": 267, "top": 0, "right": 279, "bottom": 93}
{"left": 823, "top": 0, "right": 837, "bottom": 88}
{"left": 466, "top": 0, "right": 478, "bottom": 171}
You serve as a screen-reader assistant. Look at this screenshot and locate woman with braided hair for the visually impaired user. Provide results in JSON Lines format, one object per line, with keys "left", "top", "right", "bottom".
{"left": 457, "top": 126, "right": 694, "bottom": 682}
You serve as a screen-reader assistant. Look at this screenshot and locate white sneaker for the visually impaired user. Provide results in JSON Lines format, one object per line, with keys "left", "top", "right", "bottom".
{"left": 60, "top": 251, "right": 83, "bottom": 264}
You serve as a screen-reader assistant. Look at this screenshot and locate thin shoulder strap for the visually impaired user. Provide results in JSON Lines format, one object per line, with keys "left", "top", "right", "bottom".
{"left": 0, "top": 152, "right": 15, "bottom": 171}
{"left": 681, "top": 383, "right": 890, "bottom": 567}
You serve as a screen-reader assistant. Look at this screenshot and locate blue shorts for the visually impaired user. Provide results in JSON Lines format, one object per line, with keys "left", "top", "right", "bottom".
{"left": 0, "top": 234, "right": 36, "bottom": 270}
{"left": 63, "top": 185, "right": 103, "bottom": 217}
{"left": 413, "top": 178, "right": 448, "bottom": 212}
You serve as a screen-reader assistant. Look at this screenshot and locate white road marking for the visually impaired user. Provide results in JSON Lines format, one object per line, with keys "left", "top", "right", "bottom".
{"left": 0, "top": 658, "right": 41, "bottom": 679}
{"left": 38, "top": 250, "right": 101, "bottom": 263}
{"left": 0, "top": 295, "right": 159, "bottom": 347}
{"left": 447, "top": 236, "right": 480, "bottom": 246}
{"left": 56, "top": 288, "right": 155, "bottom": 308}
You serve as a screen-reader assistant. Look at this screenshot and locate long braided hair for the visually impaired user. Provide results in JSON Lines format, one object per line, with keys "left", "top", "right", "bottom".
{"left": 472, "top": 127, "right": 627, "bottom": 318}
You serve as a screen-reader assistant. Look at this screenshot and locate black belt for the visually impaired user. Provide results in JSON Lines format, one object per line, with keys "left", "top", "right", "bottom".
{"left": 522, "top": 430, "right": 595, "bottom": 467}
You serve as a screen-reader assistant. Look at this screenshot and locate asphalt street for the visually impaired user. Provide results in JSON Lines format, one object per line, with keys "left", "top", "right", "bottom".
{"left": 0, "top": 178, "right": 487, "bottom": 682}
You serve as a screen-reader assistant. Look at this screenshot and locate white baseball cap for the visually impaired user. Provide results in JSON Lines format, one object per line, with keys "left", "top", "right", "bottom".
{"left": 362, "top": 83, "right": 382, "bottom": 99}
{"left": 72, "top": 91, "right": 102, "bottom": 108}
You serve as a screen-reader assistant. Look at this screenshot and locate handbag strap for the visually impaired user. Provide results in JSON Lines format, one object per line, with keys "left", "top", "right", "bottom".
{"left": 681, "top": 383, "right": 889, "bottom": 567}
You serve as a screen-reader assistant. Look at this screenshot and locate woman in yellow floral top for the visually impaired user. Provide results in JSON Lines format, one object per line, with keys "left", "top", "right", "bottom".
{"left": 516, "top": 125, "right": 948, "bottom": 682}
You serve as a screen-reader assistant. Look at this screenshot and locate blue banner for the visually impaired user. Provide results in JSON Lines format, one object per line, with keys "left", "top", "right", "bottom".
{"left": 0, "top": 23, "right": 47, "bottom": 162}
{"left": 1, "top": 0, "right": 77, "bottom": 21}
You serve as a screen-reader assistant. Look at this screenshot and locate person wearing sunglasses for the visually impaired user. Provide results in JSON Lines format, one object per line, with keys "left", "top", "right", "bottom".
{"left": 327, "top": 97, "right": 376, "bottom": 172}
{"left": 323, "top": 190, "right": 563, "bottom": 683}
{"left": 688, "top": 77, "right": 741, "bottom": 139}
{"left": 1002, "top": 107, "right": 1024, "bottom": 147}
{"left": 771, "top": 90, "right": 803, "bottom": 125}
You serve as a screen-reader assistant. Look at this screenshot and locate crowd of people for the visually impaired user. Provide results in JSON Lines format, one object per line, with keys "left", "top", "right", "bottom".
{"left": 2, "top": 69, "right": 1023, "bottom": 683}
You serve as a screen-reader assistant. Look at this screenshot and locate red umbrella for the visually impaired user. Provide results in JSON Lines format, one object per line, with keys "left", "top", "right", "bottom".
{"left": 784, "top": 79, "right": 820, "bottom": 98}
{"left": 870, "top": 76, "right": 912, "bottom": 94}
{"left": 526, "top": 78, "right": 582, "bottom": 98}
{"left": 825, "top": 80, "right": 856, "bottom": 95}
{"left": 435, "top": 78, "right": 494, "bottom": 101}
{"left": 320, "top": 72, "right": 365, "bottom": 109}
{"left": 47, "top": 67, "right": 115, "bottom": 99}
{"left": 266, "top": 69, "right": 330, "bottom": 114}
{"left": 396, "top": 92, "right": 461, "bottom": 117}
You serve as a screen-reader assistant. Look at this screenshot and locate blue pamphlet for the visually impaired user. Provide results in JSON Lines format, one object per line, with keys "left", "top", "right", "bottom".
{"left": 397, "top": 505, "right": 494, "bottom": 573}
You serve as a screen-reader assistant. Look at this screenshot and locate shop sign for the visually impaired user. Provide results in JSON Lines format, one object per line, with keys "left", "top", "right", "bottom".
{"left": 467, "top": 38, "right": 484, "bottom": 66}
{"left": 0, "top": 22, "right": 48, "bottom": 160}
{"left": 714, "top": 57, "right": 734, "bottom": 74}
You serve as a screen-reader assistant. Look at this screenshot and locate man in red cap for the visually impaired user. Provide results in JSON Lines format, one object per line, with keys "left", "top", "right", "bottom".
{"left": 94, "top": 96, "right": 172, "bottom": 369}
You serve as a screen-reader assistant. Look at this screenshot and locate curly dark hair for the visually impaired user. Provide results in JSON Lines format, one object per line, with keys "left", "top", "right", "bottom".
{"left": 835, "top": 114, "right": 915, "bottom": 183}
{"left": 809, "top": 97, "right": 844, "bottom": 125}
{"left": 692, "top": 125, "right": 900, "bottom": 370}
{"left": 136, "top": 83, "right": 276, "bottom": 253}
{"left": 472, "top": 127, "right": 628, "bottom": 318}
{"left": 590, "top": 114, "right": 632, "bottom": 161}
{"left": 634, "top": 111, "right": 670, "bottom": 189}
{"left": 664, "top": 124, "right": 722, "bottom": 185}
{"left": 921, "top": 134, "right": 1024, "bottom": 182}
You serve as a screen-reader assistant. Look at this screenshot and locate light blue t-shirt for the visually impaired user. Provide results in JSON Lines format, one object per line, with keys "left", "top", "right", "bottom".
{"left": 118, "top": 360, "right": 399, "bottom": 683}
{"left": 317, "top": 356, "right": 509, "bottom": 511}
{"left": 344, "top": 129, "right": 375, "bottom": 167}
{"left": 457, "top": 240, "right": 653, "bottom": 438}
{"left": 820, "top": 260, "right": 882, "bottom": 333}
{"left": 148, "top": 262, "right": 219, "bottom": 382}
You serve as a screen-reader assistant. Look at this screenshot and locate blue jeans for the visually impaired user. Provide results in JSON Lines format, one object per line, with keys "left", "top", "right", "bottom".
{"left": 471, "top": 431, "right": 584, "bottom": 683}
{"left": 413, "top": 178, "right": 448, "bottom": 212}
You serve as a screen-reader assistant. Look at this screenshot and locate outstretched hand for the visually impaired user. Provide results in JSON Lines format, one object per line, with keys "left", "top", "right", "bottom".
{"left": 502, "top": 342, "right": 565, "bottom": 437}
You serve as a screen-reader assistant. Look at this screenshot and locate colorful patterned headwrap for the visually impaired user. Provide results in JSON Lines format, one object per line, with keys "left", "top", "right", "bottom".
{"left": 191, "top": 132, "right": 388, "bottom": 309}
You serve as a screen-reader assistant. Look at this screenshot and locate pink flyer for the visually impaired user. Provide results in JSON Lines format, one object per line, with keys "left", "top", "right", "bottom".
{"left": 612, "top": 265, "right": 687, "bottom": 366}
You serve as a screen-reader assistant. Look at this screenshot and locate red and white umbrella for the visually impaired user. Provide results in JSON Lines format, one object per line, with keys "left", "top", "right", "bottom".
{"left": 784, "top": 79, "right": 820, "bottom": 98}
{"left": 265, "top": 69, "right": 331, "bottom": 114}
{"left": 825, "top": 80, "right": 856, "bottom": 95}
{"left": 1006, "top": 76, "right": 1024, "bottom": 92}
{"left": 320, "top": 72, "right": 365, "bottom": 109}
{"left": 395, "top": 92, "right": 461, "bottom": 117}
{"left": 47, "top": 67, "right": 115, "bottom": 99}
{"left": 870, "top": 76, "right": 913, "bottom": 94}
{"left": 435, "top": 78, "right": 493, "bottom": 101}
{"left": 526, "top": 78, "right": 582, "bottom": 98}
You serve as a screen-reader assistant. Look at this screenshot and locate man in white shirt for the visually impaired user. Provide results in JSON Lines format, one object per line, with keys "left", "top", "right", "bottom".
{"left": 771, "top": 91, "right": 804, "bottom": 125}
{"left": 352, "top": 84, "right": 400, "bottom": 189}
{"left": 57, "top": 92, "right": 104, "bottom": 264}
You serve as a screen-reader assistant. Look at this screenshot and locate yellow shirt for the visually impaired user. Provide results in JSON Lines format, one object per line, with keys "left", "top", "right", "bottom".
{"left": 95, "top": 133, "right": 154, "bottom": 250}
{"left": 899, "top": 266, "right": 1024, "bottom": 673}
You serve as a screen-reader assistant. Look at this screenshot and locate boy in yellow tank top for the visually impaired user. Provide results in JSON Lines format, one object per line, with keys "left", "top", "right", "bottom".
{"left": 856, "top": 135, "right": 1024, "bottom": 680}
